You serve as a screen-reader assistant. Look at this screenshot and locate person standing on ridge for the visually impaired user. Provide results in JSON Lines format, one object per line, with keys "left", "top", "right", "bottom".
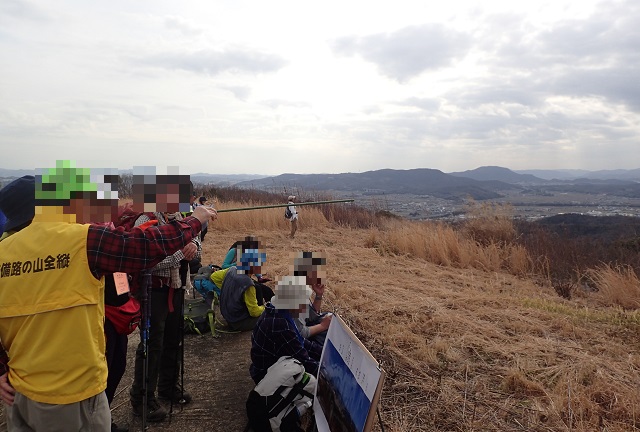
{"left": 286, "top": 195, "right": 298, "bottom": 239}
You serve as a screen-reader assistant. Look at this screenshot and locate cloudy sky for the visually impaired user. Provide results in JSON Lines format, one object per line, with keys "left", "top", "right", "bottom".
{"left": 1, "top": 0, "right": 638, "bottom": 175}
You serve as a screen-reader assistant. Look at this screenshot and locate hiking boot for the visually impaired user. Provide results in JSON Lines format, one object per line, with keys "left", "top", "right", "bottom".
{"left": 158, "top": 386, "right": 192, "bottom": 405}
{"left": 131, "top": 398, "right": 167, "bottom": 422}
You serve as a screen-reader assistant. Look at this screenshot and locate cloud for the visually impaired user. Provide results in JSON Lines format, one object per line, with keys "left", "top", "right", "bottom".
{"left": 399, "top": 97, "right": 441, "bottom": 111}
{"left": 260, "top": 99, "right": 311, "bottom": 109}
{"left": 163, "top": 15, "right": 204, "bottom": 36}
{"left": 331, "top": 24, "right": 471, "bottom": 82}
{"left": 134, "top": 48, "right": 287, "bottom": 76}
{"left": 480, "top": 0, "right": 640, "bottom": 111}
{"left": 221, "top": 85, "right": 251, "bottom": 101}
{"left": 0, "top": 0, "right": 48, "bottom": 22}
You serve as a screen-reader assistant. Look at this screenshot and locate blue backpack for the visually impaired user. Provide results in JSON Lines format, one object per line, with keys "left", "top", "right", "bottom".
{"left": 193, "top": 264, "right": 222, "bottom": 299}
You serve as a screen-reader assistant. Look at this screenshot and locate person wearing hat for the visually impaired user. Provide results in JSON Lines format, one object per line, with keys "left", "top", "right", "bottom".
{"left": 249, "top": 275, "right": 323, "bottom": 384}
{"left": 286, "top": 195, "right": 298, "bottom": 239}
{"left": 0, "top": 176, "right": 36, "bottom": 240}
{"left": 0, "top": 175, "right": 36, "bottom": 410}
{"left": 0, "top": 161, "right": 217, "bottom": 431}
{"left": 215, "top": 236, "right": 273, "bottom": 331}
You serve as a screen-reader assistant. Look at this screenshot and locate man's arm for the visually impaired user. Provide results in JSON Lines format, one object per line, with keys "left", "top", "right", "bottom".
{"left": 156, "top": 234, "right": 200, "bottom": 270}
{"left": 310, "top": 283, "right": 325, "bottom": 314}
{"left": 0, "top": 372, "right": 14, "bottom": 406}
{"left": 0, "top": 343, "right": 14, "bottom": 406}
{"left": 87, "top": 207, "right": 216, "bottom": 276}
{"left": 0, "top": 343, "right": 8, "bottom": 377}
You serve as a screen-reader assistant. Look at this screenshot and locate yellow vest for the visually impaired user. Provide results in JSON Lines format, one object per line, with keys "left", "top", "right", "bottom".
{"left": 0, "top": 212, "right": 106, "bottom": 404}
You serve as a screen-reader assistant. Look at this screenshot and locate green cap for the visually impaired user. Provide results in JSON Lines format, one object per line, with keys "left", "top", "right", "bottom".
{"left": 36, "top": 160, "right": 98, "bottom": 204}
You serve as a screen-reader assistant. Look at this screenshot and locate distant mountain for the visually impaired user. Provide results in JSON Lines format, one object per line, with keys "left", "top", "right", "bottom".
{"left": 0, "top": 168, "right": 34, "bottom": 178}
{"left": 235, "top": 168, "right": 509, "bottom": 201}
{"left": 515, "top": 169, "right": 640, "bottom": 181}
{"left": 449, "top": 166, "right": 546, "bottom": 184}
{"left": 190, "top": 173, "right": 267, "bottom": 185}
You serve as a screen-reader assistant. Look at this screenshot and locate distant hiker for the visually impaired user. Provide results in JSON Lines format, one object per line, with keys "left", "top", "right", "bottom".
{"left": 286, "top": 195, "right": 298, "bottom": 239}
{"left": 0, "top": 162, "right": 217, "bottom": 431}
{"left": 129, "top": 177, "right": 203, "bottom": 422}
{"left": 217, "top": 236, "right": 273, "bottom": 331}
{"left": 250, "top": 275, "right": 322, "bottom": 385}
{"left": 292, "top": 251, "right": 332, "bottom": 346}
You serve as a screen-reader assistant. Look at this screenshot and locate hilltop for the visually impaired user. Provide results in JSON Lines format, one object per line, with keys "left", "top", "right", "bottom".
{"left": 126, "top": 203, "right": 640, "bottom": 431}
{"left": 1, "top": 199, "right": 638, "bottom": 432}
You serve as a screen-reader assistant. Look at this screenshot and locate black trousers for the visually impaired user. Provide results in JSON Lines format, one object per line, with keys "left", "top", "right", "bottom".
{"left": 104, "top": 319, "right": 128, "bottom": 405}
{"left": 130, "top": 286, "right": 184, "bottom": 401}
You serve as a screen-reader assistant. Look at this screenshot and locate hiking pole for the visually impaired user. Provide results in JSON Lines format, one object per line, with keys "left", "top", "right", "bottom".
{"left": 179, "top": 259, "right": 190, "bottom": 405}
{"left": 213, "top": 199, "right": 354, "bottom": 213}
{"left": 141, "top": 270, "right": 152, "bottom": 431}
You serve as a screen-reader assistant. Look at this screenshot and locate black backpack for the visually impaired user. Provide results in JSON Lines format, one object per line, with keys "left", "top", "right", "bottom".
{"left": 284, "top": 207, "right": 293, "bottom": 219}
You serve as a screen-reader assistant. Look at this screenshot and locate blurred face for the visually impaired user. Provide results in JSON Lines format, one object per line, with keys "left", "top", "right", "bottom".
{"left": 237, "top": 248, "right": 267, "bottom": 275}
{"left": 290, "top": 302, "right": 308, "bottom": 318}
{"left": 66, "top": 197, "right": 119, "bottom": 224}
{"left": 305, "top": 267, "right": 326, "bottom": 286}
{"left": 156, "top": 184, "right": 181, "bottom": 213}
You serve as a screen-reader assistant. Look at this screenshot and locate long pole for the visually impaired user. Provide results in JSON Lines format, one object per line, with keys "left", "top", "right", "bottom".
{"left": 214, "top": 199, "right": 354, "bottom": 213}
{"left": 141, "top": 270, "right": 152, "bottom": 431}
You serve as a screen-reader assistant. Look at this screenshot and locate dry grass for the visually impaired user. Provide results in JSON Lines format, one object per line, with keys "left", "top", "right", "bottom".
{"left": 365, "top": 219, "right": 532, "bottom": 276}
{"left": 201, "top": 202, "right": 640, "bottom": 432}
{"left": 587, "top": 264, "right": 640, "bottom": 310}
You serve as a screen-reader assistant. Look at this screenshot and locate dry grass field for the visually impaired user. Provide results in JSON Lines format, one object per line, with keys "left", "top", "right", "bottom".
{"left": 2, "top": 197, "right": 638, "bottom": 432}
{"left": 205, "top": 199, "right": 640, "bottom": 432}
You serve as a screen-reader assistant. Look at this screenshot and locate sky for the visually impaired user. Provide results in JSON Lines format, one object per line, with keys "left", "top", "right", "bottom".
{"left": 1, "top": 0, "right": 639, "bottom": 175}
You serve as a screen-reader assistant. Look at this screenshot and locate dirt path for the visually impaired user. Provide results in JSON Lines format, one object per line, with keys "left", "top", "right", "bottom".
{"left": 110, "top": 325, "right": 255, "bottom": 432}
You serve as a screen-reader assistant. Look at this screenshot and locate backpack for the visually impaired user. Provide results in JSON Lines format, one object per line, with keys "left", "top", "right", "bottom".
{"left": 183, "top": 298, "right": 215, "bottom": 336}
{"left": 193, "top": 264, "right": 222, "bottom": 299}
{"left": 246, "top": 356, "right": 316, "bottom": 432}
{"left": 284, "top": 207, "right": 293, "bottom": 220}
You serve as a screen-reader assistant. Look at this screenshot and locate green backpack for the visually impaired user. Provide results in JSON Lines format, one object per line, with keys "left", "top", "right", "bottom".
{"left": 183, "top": 298, "right": 215, "bottom": 336}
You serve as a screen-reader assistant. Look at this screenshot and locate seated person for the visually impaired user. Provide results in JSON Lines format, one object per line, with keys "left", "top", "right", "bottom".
{"left": 216, "top": 236, "right": 273, "bottom": 331}
{"left": 292, "top": 251, "right": 332, "bottom": 346}
{"left": 250, "top": 275, "right": 322, "bottom": 384}
{"left": 222, "top": 239, "right": 271, "bottom": 283}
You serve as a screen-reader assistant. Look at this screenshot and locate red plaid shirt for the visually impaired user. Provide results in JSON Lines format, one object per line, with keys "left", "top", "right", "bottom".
{"left": 86, "top": 216, "right": 202, "bottom": 278}
{"left": 0, "top": 216, "right": 202, "bottom": 375}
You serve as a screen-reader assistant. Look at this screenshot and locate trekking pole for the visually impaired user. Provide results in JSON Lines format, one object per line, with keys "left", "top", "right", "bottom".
{"left": 179, "top": 260, "right": 189, "bottom": 405}
{"left": 141, "top": 270, "right": 152, "bottom": 431}
{"left": 168, "top": 260, "right": 189, "bottom": 417}
{"left": 213, "top": 199, "right": 354, "bottom": 213}
{"left": 179, "top": 286, "right": 186, "bottom": 404}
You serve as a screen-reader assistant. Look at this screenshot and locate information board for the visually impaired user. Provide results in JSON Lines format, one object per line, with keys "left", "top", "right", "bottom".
{"left": 314, "top": 314, "right": 385, "bottom": 432}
